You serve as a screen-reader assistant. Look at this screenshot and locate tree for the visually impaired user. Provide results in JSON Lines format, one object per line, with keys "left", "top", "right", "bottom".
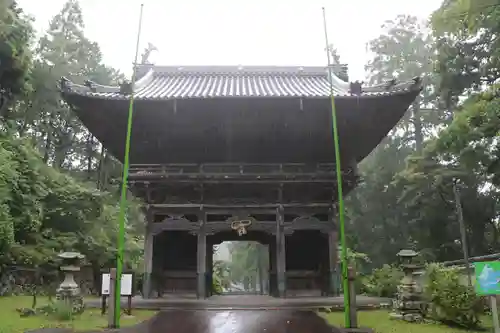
{"left": 345, "top": 15, "right": 440, "bottom": 266}
{"left": 0, "top": 0, "right": 33, "bottom": 120}
{"left": 28, "top": 0, "right": 120, "bottom": 171}
{"left": 398, "top": 86, "right": 500, "bottom": 258}
{"left": 227, "top": 242, "right": 268, "bottom": 292}
{"left": 432, "top": 0, "right": 500, "bottom": 105}
{"left": 0, "top": 0, "right": 144, "bottom": 295}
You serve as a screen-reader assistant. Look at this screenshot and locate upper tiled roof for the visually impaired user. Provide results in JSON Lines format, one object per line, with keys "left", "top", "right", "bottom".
{"left": 60, "top": 65, "right": 421, "bottom": 100}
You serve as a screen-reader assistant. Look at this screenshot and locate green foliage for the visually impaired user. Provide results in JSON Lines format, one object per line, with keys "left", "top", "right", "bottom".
{"left": 0, "top": 132, "right": 143, "bottom": 291}
{"left": 398, "top": 85, "right": 500, "bottom": 258}
{"left": 0, "top": 0, "right": 144, "bottom": 296}
{"left": 345, "top": 14, "right": 444, "bottom": 268}
{"left": 52, "top": 302, "right": 74, "bottom": 321}
{"left": 362, "top": 265, "right": 403, "bottom": 298}
{"left": 212, "top": 258, "right": 230, "bottom": 294}
{"left": 424, "top": 264, "right": 483, "bottom": 328}
{"left": 212, "top": 273, "right": 224, "bottom": 294}
{"left": 432, "top": 0, "right": 500, "bottom": 104}
{"left": 0, "top": 0, "right": 33, "bottom": 99}
{"left": 227, "top": 242, "right": 268, "bottom": 291}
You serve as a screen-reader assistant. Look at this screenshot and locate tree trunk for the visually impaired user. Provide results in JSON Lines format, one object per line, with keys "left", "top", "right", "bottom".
{"left": 96, "top": 146, "right": 106, "bottom": 189}
{"left": 54, "top": 134, "right": 72, "bottom": 169}
{"left": 42, "top": 131, "right": 52, "bottom": 164}
{"left": 412, "top": 98, "right": 423, "bottom": 154}
{"left": 86, "top": 132, "right": 94, "bottom": 180}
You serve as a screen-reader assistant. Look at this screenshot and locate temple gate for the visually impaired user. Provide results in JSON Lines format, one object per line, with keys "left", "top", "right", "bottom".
{"left": 60, "top": 65, "right": 420, "bottom": 299}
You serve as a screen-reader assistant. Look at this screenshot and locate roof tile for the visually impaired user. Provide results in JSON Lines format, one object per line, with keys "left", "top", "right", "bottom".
{"left": 61, "top": 65, "right": 420, "bottom": 100}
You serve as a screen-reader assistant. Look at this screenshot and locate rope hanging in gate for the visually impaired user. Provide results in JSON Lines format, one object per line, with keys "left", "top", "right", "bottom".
{"left": 231, "top": 219, "right": 252, "bottom": 236}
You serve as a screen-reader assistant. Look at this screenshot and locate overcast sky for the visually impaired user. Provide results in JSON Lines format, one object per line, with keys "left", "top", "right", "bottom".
{"left": 19, "top": 0, "right": 442, "bottom": 81}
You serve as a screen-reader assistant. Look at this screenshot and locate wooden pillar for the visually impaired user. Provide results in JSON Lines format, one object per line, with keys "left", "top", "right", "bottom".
{"left": 276, "top": 205, "right": 286, "bottom": 297}
{"left": 328, "top": 209, "right": 339, "bottom": 296}
{"left": 142, "top": 212, "right": 154, "bottom": 299}
{"left": 197, "top": 210, "right": 207, "bottom": 299}
{"left": 347, "top": 266, "right": 358, "bottom": 328}
{"left": 107, "top": 268, "right": 117, "bottom": 328}
{"left": 327, "top": 230, "right": 339, "bottom": 296}
{"left": 269, "top": 241, "right": 277, "bottom": 296}
{"left": 206, "top": 240, "right": 213, "bottom": 297}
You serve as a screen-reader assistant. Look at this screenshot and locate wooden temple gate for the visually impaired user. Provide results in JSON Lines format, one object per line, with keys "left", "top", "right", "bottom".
{"left": 59, "top": 64, "right": 421, "bottom": 300}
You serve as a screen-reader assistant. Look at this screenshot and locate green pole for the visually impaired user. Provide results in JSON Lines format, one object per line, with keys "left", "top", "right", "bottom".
{"left": 114, "top": 3, "right": 144, "bottom": 328}
{"left": 322, "top": 7, "right": 351, "bottom": 328}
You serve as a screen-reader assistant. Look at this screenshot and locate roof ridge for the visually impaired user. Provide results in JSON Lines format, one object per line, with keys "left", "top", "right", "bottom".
{"left": 137, "top": 64, "right": 348, "bottom": 76}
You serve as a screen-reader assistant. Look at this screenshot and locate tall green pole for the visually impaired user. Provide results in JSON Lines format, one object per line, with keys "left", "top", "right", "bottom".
{"left": 114, "top": 3, "right": 144, "bottom": 328}
{"left": 322, "top": 7, "right": 351, "bottom": 328}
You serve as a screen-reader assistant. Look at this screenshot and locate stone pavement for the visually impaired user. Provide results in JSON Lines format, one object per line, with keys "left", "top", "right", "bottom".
{"left": 28, "top": 310, "right": 343, "bottom": 333}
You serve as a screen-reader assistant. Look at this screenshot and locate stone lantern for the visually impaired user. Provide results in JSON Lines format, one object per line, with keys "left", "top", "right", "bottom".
{"left": 390, "top": 249, "right": 425, "bottom": 322}
{"left": 56, "top": 252, "right": 85, "bottom": 313}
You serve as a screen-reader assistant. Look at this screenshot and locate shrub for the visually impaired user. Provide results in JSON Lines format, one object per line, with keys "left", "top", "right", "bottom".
{"left": 212, "top": 274, "right": 224, "bottom": 294}
{"left": 424, "top": 263, "right": 483, "bottom": 329}
{"left": 52, "top": 301, "right": 74, "bottom": 321}
{"left": 362, "top": 264, "right": 403, "bottom": 298}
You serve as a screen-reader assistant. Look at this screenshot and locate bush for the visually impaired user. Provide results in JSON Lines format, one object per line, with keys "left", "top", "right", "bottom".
{"left": 52, "top": 302, "right": 74, "bottom": 321}
{"left": 212, "top": 274, "right": 224, "bottom": 294}
{"left": 362, "top": 264, "right": 403, "bottom": 298}
{"left": 424, "top": 263, "right": 483, "bottom": 329}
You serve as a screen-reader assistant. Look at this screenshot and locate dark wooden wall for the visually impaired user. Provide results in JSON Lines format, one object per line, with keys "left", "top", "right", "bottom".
{"left": 153, "top": 231, "right": 197, "bottom": 294}
{"left": 152, "top": 229, "right": 329, "bottom": 297}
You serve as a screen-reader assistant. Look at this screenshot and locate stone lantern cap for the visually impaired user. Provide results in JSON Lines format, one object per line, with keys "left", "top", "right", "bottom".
{"left": 58, "top": 252, "right": 85, "bottom": 260}
{"left": 58, "top": 252, "right": 85, "bottom": 271}
{"left": 397, "top": 249, "right": 418, "bottom": 258}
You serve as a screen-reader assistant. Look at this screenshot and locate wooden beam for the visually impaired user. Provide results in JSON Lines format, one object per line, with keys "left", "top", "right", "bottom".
{"left": 129, "top": 178, "right": 339, "bottom": 184}
{"left": 148, "top": 203, "right": 333, "bottom": 216}
{"left": 151, "top": 217, "right": 199, "bottom": 234}
{"left": 149, "top": 203, "right": 332, "bottom": 209}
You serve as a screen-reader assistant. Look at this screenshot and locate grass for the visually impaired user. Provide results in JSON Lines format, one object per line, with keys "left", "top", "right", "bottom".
{"left": 0, "top": 296, "right": 156, "bottom": 333}
{"left": 321, "top": 310, "right": 494, "bottom": 333}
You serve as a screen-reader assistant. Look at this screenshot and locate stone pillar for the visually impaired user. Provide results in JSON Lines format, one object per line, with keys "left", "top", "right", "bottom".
{"left": 142, "top": 213, "right": 154, "bottom": 299}
{"left": 197, "top": 211, "right": 207, "bottom": 299}
{"left": 276, "top": 205, "right": 286, "bottom": 297}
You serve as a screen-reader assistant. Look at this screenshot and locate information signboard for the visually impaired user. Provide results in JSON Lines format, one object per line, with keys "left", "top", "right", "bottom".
{"left": 474, "top": 261, "right": 500, "bottom": 296}
{"left": 474, "top": 261, "right": 500, "bottom": 333}
{"left": 101, "top": 273, "right": 133, "bottom": 296}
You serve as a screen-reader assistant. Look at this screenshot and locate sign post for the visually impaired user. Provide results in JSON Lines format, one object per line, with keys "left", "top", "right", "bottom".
{"left": 474, "top": 261, "right": 500, "bottom": 333}
{"left": 102, "top": 272, "right": 134, "bottom": 319}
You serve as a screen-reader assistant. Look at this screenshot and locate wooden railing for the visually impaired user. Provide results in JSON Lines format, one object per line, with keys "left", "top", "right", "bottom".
{"left": 128, "top": 163, "right": 341, "bottom": 179}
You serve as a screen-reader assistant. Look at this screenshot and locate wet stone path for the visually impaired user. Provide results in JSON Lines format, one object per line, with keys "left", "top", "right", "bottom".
{"left": 115, "top": 310, "right": 341, "bottom": 333}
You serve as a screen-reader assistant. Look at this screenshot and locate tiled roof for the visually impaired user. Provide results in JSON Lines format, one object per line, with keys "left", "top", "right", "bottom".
{"left": 60, "top": 65, "right": 421, "bottom": 100}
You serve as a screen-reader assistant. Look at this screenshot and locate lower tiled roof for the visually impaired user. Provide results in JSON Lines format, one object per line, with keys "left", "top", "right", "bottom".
{"left": 60, "top": 65, "right": 420, "bottom": 100}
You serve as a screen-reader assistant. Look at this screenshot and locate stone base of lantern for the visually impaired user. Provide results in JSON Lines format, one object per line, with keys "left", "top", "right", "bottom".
{"left": 389, "top": 298, "right": 425, "bottom": 322}
{"left": 389, "top": 311, "right": 423, "bottom": 322}
{"left": 56, "top": 287, "right": 85, "bottom": 314}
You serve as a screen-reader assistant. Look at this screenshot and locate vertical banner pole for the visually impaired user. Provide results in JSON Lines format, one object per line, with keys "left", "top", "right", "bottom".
{"left": 491, "top": 295, "right": 500, "bottom": 333}
{"left": 114, "top": 3, "right": 145, "bottom": 328}
{"left": 321, "top": 7, "right": 351, "bottom": 328}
